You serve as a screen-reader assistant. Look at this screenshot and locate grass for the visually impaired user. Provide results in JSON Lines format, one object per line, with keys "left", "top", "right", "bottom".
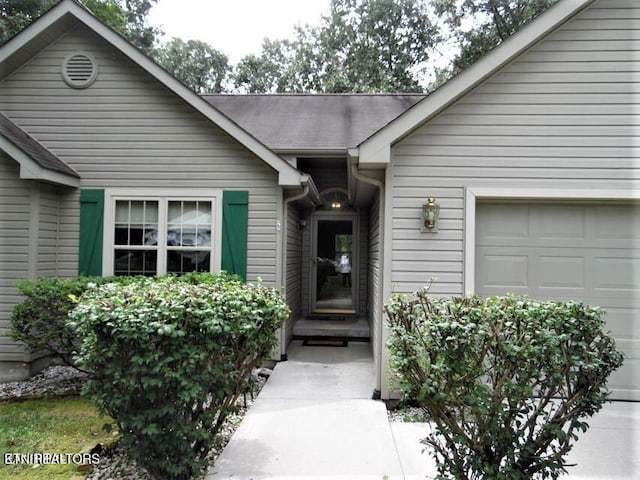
{"left": 0, "top": 396, "right": 116, "bottom": 480}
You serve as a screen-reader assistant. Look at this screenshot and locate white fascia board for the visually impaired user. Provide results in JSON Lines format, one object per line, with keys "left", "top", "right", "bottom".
{"left": 0, "top": 137, "right": 80, "bottom": 187}
{"left": 0, "top": 0, "right": 303, "bottom": 188}
{"left": 359, "top": 0, "right": 596, "bottom": 164}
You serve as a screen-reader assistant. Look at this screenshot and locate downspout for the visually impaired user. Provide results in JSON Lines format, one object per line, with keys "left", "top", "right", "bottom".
{"left": 280, "top": 178, "right": 311, "bottom": 361}
{"left": 350, "top": 161, "right": 385, "bottom": 400}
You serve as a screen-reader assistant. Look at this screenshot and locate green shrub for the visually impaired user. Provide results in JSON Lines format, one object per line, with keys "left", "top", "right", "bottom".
{"left": 386, "top": 291, "right": 624, "bottom": 480}
{"left": 9, "top": 276, "right": 137, "bottom": 368}
{"left": 70, "top": 273, "right": 289, "bottom": 480}
{"left": 9, "top": 273, "right": 239, "bottom": 370}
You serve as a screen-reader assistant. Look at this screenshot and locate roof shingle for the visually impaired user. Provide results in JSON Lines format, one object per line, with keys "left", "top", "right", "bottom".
{"left": 203, "top": 94, "right": 425, "bottom": 152}
{"left": 0, "top": 112, "right": 79, "bottom": 178}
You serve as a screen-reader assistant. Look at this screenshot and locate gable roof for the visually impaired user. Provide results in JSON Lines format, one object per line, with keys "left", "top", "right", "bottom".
{"left": 0, "top": 112, "right": 80, "bottom": 186}
{"left": 204, "top": 94, "right": 425, "bottom": 154}
{"left": 358, "top": 0, "right": 597, "bottom": 165}
{"left": 0, "top": 0, "right": 304, "bottom": 187}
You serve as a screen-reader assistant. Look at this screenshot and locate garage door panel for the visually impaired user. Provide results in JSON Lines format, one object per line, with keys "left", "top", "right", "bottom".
{"left": 604, "top": 308, "right": 639, "bottom": 339}
{"left": 538, "top": 255, "right": 585, "bottom": 289}
{"left": 476, "top": 251, "right": 529, "bottom": 288}
{"left": 539, "top": 205, "right": 586, "bottom": 241}
{"left": 592, "top": 204, "right": 640, "bottom": 242}
{"left": 476, "top": 201, "right": 639, "bottom": 401}
{"left": 593, "top": 257, "right": 640, "bottom": 291}
{"left": 476, "top": 204, "right": 529, "bottom": 241}
{"left": 607, "top": 342, "right": 639, "bottom": 402}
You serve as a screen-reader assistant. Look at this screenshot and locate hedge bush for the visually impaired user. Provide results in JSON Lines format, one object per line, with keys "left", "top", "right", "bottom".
{"left": 9, "top": 273, "right": 240, "bottom": 370}
{"left": 386, "top": 291, "right": 624, "bottom": 480}
{"left": 9, "top": 276, "right": 139, "bottom": 369}
{"left": 69, "top": 274, "right": 289, "bottom": 480}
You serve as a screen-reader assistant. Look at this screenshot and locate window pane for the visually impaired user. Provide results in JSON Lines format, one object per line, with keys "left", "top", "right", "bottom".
{"left": 115, "top": 201, "right": 129, "bottom": 223}
{"left": 144, "top": 227, "right": 158, "bottom": 246}
{"left": 114, "top": 249, "right": 157, "bottom": 276}
{"left": 130, "top": 201, "right": 145, "bottom": 223}
{"left": 145, "top": 202, "right": 158, "bottom": 223}
{"left": 130, "top": 226, "right": 144, "bottom": 245}
{"left": 166, "top": 250, "right": 210, "bottom": 274}
{"left": 114, "top": 226, "right": 129, "bottom": 245}
{"left": 196, "top": 229, "right": 211, "bottom": 247}
{"left": 167, "top": 201, "right": 212, "bottom": 247}
{"left": 114, "top": 200, "right": 158, "bottom": 246}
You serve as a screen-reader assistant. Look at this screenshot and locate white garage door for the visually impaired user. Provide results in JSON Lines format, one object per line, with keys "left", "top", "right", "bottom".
{"left": 475, "top": 201, "right": 639, "bottom": 401}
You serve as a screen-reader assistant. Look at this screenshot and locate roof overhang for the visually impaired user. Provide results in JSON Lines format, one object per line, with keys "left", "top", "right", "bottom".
{"left": 357, "top": 0, "right": 596, "bottom": 165}
{"left": 0, "top": 0, "right": 304, "bottom": 187}
{"left": 273, "top": 148, "right": 349, "bottom": 157}
{"left": 0, "top": 136, "right": 80, "bottom": 187}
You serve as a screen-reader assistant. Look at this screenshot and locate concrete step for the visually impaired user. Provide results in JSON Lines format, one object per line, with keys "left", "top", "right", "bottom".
{"left": 292, "top": 317, "right": 370, "bottom": 339}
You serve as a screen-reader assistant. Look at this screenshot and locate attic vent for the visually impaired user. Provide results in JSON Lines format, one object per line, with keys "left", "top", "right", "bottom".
{"left": 62, "top": 53, "right": 98, "bottom": 88}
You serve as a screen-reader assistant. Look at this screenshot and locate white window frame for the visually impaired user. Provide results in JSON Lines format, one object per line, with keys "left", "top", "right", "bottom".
{"left": 464, "top": 187, "right": 640, "bottom": 295}
{"left": 103, "top": 188, "right": 223, "bottom": 276}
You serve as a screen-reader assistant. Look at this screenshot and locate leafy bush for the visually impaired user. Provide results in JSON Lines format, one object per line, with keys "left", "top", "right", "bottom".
{"left": 9, "top": 273, "right": 240, "bottom": 370}
{"left": 386, "top": 291, "right": 624, "bottom": 480}
{"left": 9, "top": 276, "right": 137, "bottom": 369}
{"left": 70, "top": 274, "right": 289, "bottom": 480}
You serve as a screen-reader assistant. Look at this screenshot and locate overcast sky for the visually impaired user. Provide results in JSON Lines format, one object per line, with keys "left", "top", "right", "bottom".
{"left": 148, "top": 0, "right": 330, "bottom": 63}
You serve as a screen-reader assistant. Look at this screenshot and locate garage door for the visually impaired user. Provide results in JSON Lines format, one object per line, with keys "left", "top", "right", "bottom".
{"left": 475, "top": 201, "right": 639, "bottom": 401}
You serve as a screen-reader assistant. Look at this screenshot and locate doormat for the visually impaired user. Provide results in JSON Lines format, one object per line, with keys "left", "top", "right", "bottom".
{"left": 302, "top": 338, "right": 348, "bottom": 347}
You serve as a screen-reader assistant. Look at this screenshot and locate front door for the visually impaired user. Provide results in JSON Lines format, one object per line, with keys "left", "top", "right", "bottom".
{"left": 311, "top": 213, "right": 357, "bottom": 314}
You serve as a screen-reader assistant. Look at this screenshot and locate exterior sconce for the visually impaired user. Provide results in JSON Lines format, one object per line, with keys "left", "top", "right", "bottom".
{"left": 422, "top": 196, "right": 440, "bottom": 231}
{"left": 331, "top": 201, "right": 342, "bottom": 209}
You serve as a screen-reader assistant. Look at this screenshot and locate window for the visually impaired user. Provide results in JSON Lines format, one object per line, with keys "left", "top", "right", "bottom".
{"left": 105, "top": 190, "right": 221, "bottom": 276}
{"left": 114, "top": 200, "right": 159, "bottom": 275}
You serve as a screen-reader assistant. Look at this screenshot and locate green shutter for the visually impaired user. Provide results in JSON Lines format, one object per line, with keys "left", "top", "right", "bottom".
{"left": 221, "top": 190, "right": 248, "bottom": 281}
{"left": 79, "top": 189, "right": 104, "bottom": 276}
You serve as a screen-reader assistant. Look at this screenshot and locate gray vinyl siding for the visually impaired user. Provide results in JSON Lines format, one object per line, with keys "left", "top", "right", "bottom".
{"left": 56, "top": 189, "right": 80, "bottom": 278}
{"left": 0, "top": 24, "right": 280, "bottom": 285}
{"left": 0, "top": 153, "right": 30, "bottom": 362}
{"left": 357, "top": 208, "right": 368, "bottom": 317}
{"left": 37, "top": 184, "right": 60, "bottom": 277}
{"left": 391, "top": 0, "right": 638, "bottom": 296}
{"left": 301, "top": 213, "right": 311, "bottom": 315}
{"left": 285, "top": 204, "right": 303, "bottom": 342}
{"left": 368, "top": 191, "right": 382, "bottom": 370}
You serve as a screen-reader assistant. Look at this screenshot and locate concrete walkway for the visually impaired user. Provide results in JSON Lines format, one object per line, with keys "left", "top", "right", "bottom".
{"left": 207, "top": 340, "right": 640, "bottom": 480}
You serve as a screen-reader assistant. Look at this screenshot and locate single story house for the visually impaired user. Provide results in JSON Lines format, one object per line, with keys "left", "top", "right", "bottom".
{"left": 0, "top": 0, "right": 637, "bottom": 400}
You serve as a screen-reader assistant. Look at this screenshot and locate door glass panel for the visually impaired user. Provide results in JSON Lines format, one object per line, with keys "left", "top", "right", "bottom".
{"left": 315, "top": 220, "right": 353, "bottom": 310}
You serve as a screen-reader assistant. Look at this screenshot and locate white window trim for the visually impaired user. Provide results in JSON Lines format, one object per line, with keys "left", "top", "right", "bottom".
{"left": 103, "top": 188, "right": 223, "bottom": 276}
{"left": 464, "top": 187, "right": 640, "bottom": 295}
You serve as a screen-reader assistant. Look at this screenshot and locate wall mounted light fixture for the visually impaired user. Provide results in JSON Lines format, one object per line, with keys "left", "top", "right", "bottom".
{"left": 423, "top": 196, "right": 440, "bottom": 231}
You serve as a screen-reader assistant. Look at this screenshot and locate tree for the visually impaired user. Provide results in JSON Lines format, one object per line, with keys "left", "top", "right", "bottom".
{"left": 118, "top": 0, "right": 159, "bottom": 53}
{"left": 155, "top": 37, "right": 230, "bottom": 93}
{"left": 0, "top": 0, "right": 54, "bottom": 43}
{"left": 0, "top": 0, "right": 160, "bottom": 53}
{"left": 434, "top": 0, "right": 559, "bottom": 80}
{"left": 234, "top": 0, "right": 438, "bottom": 93}
{"left": 234, "top": 39, "right": 296, "bottom": 93}
{"left": 313, "top": 0, "right": 439, "bottom": 92}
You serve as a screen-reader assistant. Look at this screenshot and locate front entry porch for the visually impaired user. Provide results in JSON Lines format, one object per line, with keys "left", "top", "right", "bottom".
{"left": 282, "top": 157, "right": 382, "bottom": 355}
